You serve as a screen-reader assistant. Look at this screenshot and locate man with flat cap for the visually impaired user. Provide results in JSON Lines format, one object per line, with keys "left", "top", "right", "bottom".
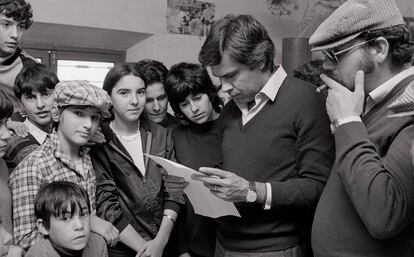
{"left": 309, "top": 0, "right": 414, "bottom": 256}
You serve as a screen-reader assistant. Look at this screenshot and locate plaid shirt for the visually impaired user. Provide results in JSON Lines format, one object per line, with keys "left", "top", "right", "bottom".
{"left": 9, "top": 131, "right": 96, "bottom": 250}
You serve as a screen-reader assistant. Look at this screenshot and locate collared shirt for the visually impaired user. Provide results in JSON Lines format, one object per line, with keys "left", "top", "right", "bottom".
{"left": 336, "top": 66, "right": 414, "bottom": 129}
{"left": 235, "top": 65, "right": 287, "bottom": 125}
{"left": 9, "top": 131, "right": 96, "bottom": 250}
{"left": 234, "top": 65, "right": 288, "bottom": 210}
{"left": 24, "top": 119, "right": 48, "bottom": 145}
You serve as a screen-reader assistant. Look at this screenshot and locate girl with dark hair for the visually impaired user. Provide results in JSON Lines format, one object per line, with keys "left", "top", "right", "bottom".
{"left": 164, "top": 62, "right": 222, "bottom": 257}
{"left": 91, "top": 63, "right": 183, "bottom": 257}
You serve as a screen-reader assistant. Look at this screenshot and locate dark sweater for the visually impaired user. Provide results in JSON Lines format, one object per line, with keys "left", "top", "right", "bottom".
{"left": 169, "top": 119, "right": 221, "bottom": 257}
{"left": 312, "top": 76, "right": 414, "bottom": 257}
{"left": 218, "top": 76, "right": 334, "bottom": 252}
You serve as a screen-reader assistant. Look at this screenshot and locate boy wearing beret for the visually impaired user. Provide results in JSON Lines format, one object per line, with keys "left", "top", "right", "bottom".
{"left": 9, "top": 81, "right": 119, "bottom": 251}
{"left": 309, "top": 0, "right": 414, "bottom": 256}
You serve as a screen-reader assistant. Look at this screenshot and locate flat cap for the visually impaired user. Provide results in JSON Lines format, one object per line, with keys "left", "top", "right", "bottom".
{"left": 54, "top": 80, "right": 112, "bottom": 118}
{"left": 388, "top": 81, "right": 414, "bottom": 117}
{"left": 309, "top": 0, "right": 404, "bottom": 51}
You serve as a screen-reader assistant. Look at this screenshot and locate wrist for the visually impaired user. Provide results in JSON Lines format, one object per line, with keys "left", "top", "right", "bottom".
{"left": 255, "top": 182, "right": 267, "bottom": 204}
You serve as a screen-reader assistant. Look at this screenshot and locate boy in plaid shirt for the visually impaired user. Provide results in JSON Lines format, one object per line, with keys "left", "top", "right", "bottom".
{"left": 9, "top": 81, "right": 119, "bottom": 250}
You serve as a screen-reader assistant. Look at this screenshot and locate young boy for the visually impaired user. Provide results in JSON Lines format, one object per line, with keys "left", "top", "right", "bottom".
{"left": 0, "top": 0, "right": 36, "bottom": 112}
{"left": 9, "top": 80, "right": 119, "bottom": 250}
{"left": 5, "top": 63, "right": 58, "bottom": 169}
{"left": 25, "top": 181, "right": 107, "bottom": 257}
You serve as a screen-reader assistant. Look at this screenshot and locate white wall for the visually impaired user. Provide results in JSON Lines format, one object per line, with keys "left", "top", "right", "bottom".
{"left": 27, "top": 0, "right": 414, "bottom": 67}
{"left": 126, "top": 0, "right": 300, "bottom": 66}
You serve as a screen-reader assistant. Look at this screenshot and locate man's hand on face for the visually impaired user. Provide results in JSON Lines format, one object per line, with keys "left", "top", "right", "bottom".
{"left": 321, "top": 70, "right": 365, "bottom": 123}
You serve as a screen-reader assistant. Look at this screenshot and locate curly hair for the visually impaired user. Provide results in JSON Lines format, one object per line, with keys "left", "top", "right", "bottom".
{"left": 165, "top": 62, "right": 222, "bottom": 124}
{"left": 0, "top": 0, "right": 33, "bottom": 29}
{"left": 134, "top": 59, "right": 168, "bottom": 86}
{"left": 359, "top": 25, "right": 414, "bottom": 69}
{"left": 198, "top": 14, "right": 275, "bottom": 72}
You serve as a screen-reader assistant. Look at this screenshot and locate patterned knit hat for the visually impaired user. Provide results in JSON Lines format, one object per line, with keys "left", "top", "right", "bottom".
{"left": 54, "top": 80, "right": 112, "bottom": 118}
{"left": 388, "top": 81, "right": 414, "bottom": 117}
{"left": 309, "top": 0, "right": 404, "bottom": 51}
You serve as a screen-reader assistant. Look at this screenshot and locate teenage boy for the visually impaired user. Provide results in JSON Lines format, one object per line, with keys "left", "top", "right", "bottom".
{"left": 9, "top": 81, "right": 119, "bottom": 250}
{"left": 0, "top": 0, "right": 36, "bottom": 112}
{"left": 4, "top": 63, "right": 58, "bottom": 169}
{"left": 25, "top": 181, "right": 108, "bottom": 257}
{"left": 135, "top": 59, "right": 179, "bottom": 128}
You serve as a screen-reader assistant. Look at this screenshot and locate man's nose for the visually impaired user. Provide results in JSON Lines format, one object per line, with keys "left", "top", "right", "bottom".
{"left": 221, "top": 81, "right": 233, "bottom": 93}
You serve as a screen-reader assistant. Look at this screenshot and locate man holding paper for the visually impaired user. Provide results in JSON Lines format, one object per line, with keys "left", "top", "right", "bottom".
{"left": 192, "top": 14, "right": 334, "bottom": 257}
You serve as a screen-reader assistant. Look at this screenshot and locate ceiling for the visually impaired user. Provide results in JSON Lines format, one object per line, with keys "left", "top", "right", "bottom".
{"left": 22, "top": 22, "right": 152, "bottom": 51}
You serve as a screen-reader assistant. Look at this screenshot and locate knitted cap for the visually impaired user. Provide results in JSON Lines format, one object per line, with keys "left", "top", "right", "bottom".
{"left": 54, "top": 80, "right": 112, "bottom": 118}
{"left": 309, "top": 0, "right": 404, "bottom": 51}
{"left": 388, "top": 81, "right": 414, "bottom": 117}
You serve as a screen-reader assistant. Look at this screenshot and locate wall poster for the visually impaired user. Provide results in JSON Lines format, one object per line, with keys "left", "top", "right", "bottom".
{"left": 167, "top": 0, "right": 215, "bottom": 37}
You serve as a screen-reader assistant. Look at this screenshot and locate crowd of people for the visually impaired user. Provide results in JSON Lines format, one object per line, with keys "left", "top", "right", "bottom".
{"left": 1, "top": 0, "right": 414, "bottom": 256}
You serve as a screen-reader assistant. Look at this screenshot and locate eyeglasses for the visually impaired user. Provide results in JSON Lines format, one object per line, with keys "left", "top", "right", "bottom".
{"left": 322, "top": 40, "right": 374, "bottom": 65}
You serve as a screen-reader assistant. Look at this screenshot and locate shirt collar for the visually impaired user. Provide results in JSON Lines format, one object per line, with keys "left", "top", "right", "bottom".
{"left": 260, "top": 65, "right": 287, "bottom": 102}
{"left": 50, "top": 130, "right": 90, "bottom": 163}
{"left": 24, "top": 119, "right": 48, "bottom": 144}
{"left": 368, "top": 66, "right": 414, "bottom": 104}
{"left": 235, "top": 65, "right": 287, "bottom": 111}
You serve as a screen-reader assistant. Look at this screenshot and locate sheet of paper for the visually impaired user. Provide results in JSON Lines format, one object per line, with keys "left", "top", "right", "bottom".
{"left": 145, "top": 154, "right": 241, "bottom": 218}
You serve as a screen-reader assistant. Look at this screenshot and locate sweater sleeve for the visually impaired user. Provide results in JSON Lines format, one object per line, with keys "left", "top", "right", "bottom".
{"left": 270, "top": 92, "right": 335, "bottom": 209}
{"left": 92, "top": 153, "right": 130, "bottom": 233}
{"left": 335, "top": 122, "right": 414, "bottom": 239}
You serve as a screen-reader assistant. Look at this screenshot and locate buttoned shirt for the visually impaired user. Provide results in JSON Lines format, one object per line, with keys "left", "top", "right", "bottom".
{"left": 234, "top": 65, "right": 288, "bottom": 210}
{"left": 9, "top": 131, "right": 96, "bottom": 250}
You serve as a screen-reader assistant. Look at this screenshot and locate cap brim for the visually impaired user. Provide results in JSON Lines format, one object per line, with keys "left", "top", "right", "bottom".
{"left": 58, "top": 103, "right": 111, "bottom": 119}
{"left": 387, "top": 111, "right": 414, "bottom": 118}
{"left": 311, "top": 31, "right": 363, "bottom": 52}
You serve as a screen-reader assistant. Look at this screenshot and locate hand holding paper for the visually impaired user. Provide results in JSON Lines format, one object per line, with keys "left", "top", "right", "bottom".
{"left": 145, "top": 154, "right": 240, "bottom": 218}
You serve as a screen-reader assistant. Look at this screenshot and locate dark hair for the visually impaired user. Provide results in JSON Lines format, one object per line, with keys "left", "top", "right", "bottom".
{"left": 0, "top": 89, "right": 13, "bottom": 120}
{"left": 103, "top": 63, "right": 144, "bottom": 95}
{"left": 293, "top": 60, "right": 324, "bottom": 87}
{"left": 134, "top": 59, "right": 168, "bottom": 86}
{"left": 198, "top": 14, "right": 275, "bottom": 72}
{"left": 0, "top": 0, "right": 33, "bottom": 29}
{"left": 34, "top": 181, "right": 91, "bottom": 230}
{"left": 359, "top": 25, "right": 414, "bottom": 69}
{"left": 165, "top": 62, "right": 222, "bottom": 124}
{"left": 14, "top": 63, "right": 59, "bottom": 99}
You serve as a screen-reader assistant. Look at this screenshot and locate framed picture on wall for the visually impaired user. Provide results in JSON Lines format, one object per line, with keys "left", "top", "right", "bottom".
{"left": 167, "top": 0, "right": 215, "bottom": 37}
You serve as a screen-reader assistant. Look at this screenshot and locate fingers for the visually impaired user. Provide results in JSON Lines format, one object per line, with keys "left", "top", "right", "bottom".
{"left": 320, "top": 74, "right": 343, "bottom": 90}
{"left": 198, "top": 167, "right": 228, "bottom": 178}
{"left": 354, "top": 70, "right": 365, "bottom": 95}
{"left": 105, "top": 226, "right": 120, "bottom": 247}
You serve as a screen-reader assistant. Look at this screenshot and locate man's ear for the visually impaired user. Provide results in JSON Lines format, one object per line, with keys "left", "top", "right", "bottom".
{"left": 51, "top": 105, "right": 61, "bottom": 123}
{"left": 36, "top": 219, "right": 49, "bottom": 236}
{"left": 371, "top": 37, "right": 389, "bottom": 64}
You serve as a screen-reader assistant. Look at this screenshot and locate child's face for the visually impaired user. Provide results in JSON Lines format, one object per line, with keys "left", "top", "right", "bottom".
{"left": 0, "top": 223, "right": 13, "bottom": 256}
{"left": 57, "top": 106, "right": 101, "bottom": 147}
{"left": 20, "top": 89, "right": 54, "bottom": 130}
{"left": 0, "top": 14, "right": 25, "bottom": 58}
{"left": 44, "top": 204, "right": 91, "bottom": 251}
{"left": 110, "top": 74, "right": 146, "bottom": 124}
{"left": 179, "top": 93, "right": 219, "bottom": 124}
{"left": 0, "top": 119, "right": 11, "bottom": 158}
